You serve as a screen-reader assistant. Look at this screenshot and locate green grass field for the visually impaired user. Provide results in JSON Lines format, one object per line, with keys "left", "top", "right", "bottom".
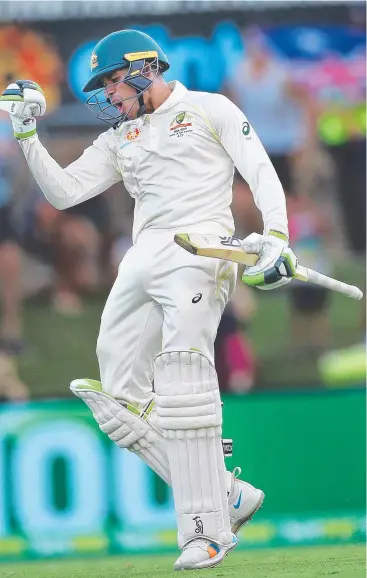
{"left": 19, "top": 256, "right": 365, "bottom": 398}
{"left": 0, "top": 546, "right": 365, "bottom": 578}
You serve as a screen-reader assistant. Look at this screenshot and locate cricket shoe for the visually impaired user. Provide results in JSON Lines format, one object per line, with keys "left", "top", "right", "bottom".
{"left": 228, "top": 467, "right": 265, "bottom": 534}
{"left": 174, "top": 534, "right": 238, "bottom": 571}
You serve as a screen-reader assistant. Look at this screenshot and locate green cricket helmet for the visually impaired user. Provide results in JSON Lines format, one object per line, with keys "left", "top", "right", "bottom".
{"left": 83, "top": 29, "right": 170, "bottom": 127}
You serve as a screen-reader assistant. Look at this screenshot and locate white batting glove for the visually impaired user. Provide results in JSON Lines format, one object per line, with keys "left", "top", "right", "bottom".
{"left": 241, "top": 230, "right": 298, "bottom": 290}
{"left": 0, "top": 80, "right": 46, "bottom": 140}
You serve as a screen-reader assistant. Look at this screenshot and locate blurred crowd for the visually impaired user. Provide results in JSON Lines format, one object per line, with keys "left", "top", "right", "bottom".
{"left": 0, "top": 26, "right": 365, "bottom": 402}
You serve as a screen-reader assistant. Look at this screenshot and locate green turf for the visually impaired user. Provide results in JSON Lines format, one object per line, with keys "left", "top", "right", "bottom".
{"left": 0, "top": 546, "right": 365, "bottom": 578}
{"left": 19, "top": 260, "right": 365, "bottom": 397}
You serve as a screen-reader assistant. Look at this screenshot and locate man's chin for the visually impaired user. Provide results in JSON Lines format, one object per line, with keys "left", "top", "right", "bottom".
{"left": 116, "top": 104, "right": 126, "bottom": 115}
{"left": 113, "top": 100, "right": 140, "bottom": 121}
{"left": 121, "top": 108, "right": 138, "bottom": 121}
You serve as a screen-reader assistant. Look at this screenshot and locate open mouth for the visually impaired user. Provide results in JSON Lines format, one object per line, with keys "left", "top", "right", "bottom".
{"left": 111, "top": 100, "right": 126, "bottom": 114}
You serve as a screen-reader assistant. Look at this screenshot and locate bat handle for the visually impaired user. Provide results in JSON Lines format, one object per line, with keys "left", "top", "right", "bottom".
{"left": 301, "top": 267, "right": 363, "bottom": 300}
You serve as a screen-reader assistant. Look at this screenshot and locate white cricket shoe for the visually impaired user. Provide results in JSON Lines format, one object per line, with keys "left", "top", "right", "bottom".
{"left": 228, "top": 467, "right": 265, "bottom": 534}
{"left": 174, "top": 535, "right": 238, "bottom": 571}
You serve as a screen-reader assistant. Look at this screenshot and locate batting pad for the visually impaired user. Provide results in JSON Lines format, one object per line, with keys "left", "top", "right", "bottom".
{"left": 154, "top": 351, "right": 232, "bottom": 548}
{"left": 70, "top": 379, "right": 171, "bottom": 484}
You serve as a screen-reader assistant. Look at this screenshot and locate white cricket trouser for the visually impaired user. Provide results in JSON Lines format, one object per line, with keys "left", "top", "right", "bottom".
{"left": 97, "top": 222, "right": 237, "bottom": 406}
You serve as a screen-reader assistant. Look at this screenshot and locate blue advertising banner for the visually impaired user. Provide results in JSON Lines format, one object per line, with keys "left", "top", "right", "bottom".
{"left": 0, "top": 391, "right": 365, "bottom": 561}
{"left": 0, "top": 4, "right": 364, "bottom": 139}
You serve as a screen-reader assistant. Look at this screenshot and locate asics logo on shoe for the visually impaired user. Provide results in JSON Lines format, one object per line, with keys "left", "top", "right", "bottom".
{"left": 233, "top": 490, "right": 242, "bottom": 509}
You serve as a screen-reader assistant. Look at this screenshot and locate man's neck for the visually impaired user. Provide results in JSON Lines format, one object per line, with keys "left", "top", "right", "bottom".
{"left": 145, "top": 80, "right": 173, "bottom": 113}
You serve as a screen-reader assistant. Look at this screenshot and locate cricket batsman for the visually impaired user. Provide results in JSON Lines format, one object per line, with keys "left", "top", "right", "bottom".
{"left": 0, "top": 30, "right": 298, "bottom": 570}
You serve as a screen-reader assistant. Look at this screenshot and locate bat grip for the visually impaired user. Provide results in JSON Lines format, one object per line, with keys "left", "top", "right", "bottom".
{"left": 306, "top": 268, "right": 363, "bottom": 300}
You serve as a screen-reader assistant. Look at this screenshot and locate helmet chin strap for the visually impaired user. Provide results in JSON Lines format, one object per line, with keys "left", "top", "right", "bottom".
{"left": 111, "top": 59, "right": 158, "bottom": 127}
{"left": 123, "top": 58, "right": 157, "bottom": 120}
{"left": 87, "top": 58, "right": 160, "bottom": 129}
{"left": 113, "top": 93, "right": 146, "bottom": 128}
{"left": 136, "top": 93, "right": 146, "bottom": 118}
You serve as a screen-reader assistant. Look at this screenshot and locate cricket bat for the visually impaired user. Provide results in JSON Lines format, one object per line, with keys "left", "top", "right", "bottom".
{"left": 174, "top": 233, "right": 363, "bottom": 301}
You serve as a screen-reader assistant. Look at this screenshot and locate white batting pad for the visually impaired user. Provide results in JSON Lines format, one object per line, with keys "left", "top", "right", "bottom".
{"left": 70, "top": 379, "right": 171, "bottom": 484}
{"left": 154, "top": 351, "right": 232, "bottom": 548}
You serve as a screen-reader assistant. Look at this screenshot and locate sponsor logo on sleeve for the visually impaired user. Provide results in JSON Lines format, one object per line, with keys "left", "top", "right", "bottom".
{"left": 242, "top": 121, "right": 251, "bottom": 138}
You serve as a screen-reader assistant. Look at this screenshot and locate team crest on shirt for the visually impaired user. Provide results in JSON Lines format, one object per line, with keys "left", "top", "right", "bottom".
{"left": 169, "top": 111, "right": 193, "bottom": 138}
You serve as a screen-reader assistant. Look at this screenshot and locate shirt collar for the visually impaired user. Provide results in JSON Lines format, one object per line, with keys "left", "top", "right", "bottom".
{"left": 150, "top": 81, "right": 188, "bottom": 115}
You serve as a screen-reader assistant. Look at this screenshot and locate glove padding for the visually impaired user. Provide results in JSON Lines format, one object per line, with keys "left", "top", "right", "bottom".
{"left": 241, "top": 231, "right": 298, "bottom": 290}
{"left": 0, "top": 80, "right": 46, "bottom": 140}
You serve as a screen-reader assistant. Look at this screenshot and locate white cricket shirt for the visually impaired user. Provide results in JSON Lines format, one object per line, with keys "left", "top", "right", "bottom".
{"left": 19, "top": 81, "right": 288, "bottom": 242}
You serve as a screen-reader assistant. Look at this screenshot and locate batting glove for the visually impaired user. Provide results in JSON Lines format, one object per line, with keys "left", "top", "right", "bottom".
{"left": 241, "top": 230, "right": 298, "bottom": 290}
{"left": 0, "top": 80, "right": 46, "bottom": 140}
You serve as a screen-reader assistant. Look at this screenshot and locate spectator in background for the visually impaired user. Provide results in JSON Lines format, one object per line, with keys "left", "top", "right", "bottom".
{"left": 287, "top": 193, "right": 332, "bottom": 352}
{"left": 0, "top": 118, "right": 28, "bottom": 400}
{"left": 215, "top": 303, "right": 255, "bottom": 394}
{"left": 215, "top": 276, "right": 258, "bottom": 394}
{"left": 23, "top": 194, "right": 112, "bottom": 315}
{"left": 225, "top": 28, "right": 332, "bottom": 360}
{"left": 318, "top": 48, "right": 366, "bottom": 256}
{"left": 225, "top": 26, "right": 319, "bottom": 197}
{"left": 18, "top": 134, "right": 115, "bottom": 315}
{"left": 231, "top": 171, "right": 262, "bottom": 238}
